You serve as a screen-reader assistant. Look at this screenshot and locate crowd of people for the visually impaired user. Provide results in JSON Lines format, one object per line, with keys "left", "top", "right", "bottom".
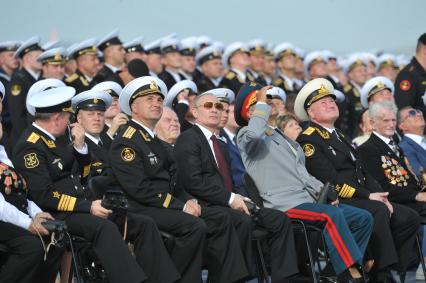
{"left": 0, "top": 30, "right": 425, "bottom": 283}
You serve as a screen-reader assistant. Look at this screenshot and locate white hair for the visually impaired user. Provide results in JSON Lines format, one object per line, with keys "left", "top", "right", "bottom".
{"left": 368, "top": 101, "right": 398, "bottom": 121}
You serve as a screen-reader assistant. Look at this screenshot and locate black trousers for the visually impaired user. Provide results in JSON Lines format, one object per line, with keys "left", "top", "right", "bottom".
{"left": 343, "top": 199, "right": 420, "bottom": 271}
{"left": 125, "top": 212, "right": 181, "bottom": 283}
{"left": 199, "top": 206, "right": 249, "bottom": 283}
{"left": 61, "top": 213, "right": 146, "bottom": 283}
{"left": 131, "top": 206, "right": 206, "bottom": 283}
{"left": 0, "top": 221, "right": 61, "bottom": 283}
{"left": 219, "top": 206, "right": 299, "bottom": 281}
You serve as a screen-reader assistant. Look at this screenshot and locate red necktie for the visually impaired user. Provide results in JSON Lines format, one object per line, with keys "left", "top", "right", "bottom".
{"left": 210, "top": 135, "right": 233, "bottom": 191}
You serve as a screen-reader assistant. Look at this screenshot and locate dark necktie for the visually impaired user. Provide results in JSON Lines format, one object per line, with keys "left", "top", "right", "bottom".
{"left": 210, "top": 135, "right": 233, "bottom": 191}
{"left": 389, "top": 139, "right": 400, "bottom": 157}
{"left": 97, "top": 139, "right": 103, "bottom": 147}
{"left": 331, "top": 130, "right": 342, "bottom": 143}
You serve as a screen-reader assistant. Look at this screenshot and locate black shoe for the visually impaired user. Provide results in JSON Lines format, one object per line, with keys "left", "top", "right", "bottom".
{"left": 337, "top": 270, "right": 364, "bottom": 283}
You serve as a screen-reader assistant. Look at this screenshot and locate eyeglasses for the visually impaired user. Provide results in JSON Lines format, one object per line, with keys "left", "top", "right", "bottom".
{"left": 407, "top": 109, "right": 422, "bottom": 117}
{"left": 401, "top": 108, "right": 423, "bottom": 122}
{"left": 197, "top": 101, "right": 224, "bottom": 111}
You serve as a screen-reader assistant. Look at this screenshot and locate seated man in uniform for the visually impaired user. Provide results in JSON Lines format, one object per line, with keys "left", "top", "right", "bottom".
{"left": 175, "top": 90, "right": 299, "bottom": 282}
{"left": 109, "top": 76, "right": 250, "bottom": 283}
{"left": 296, "top": 78, "right": 420, "bottom": 282}
{"left": 12, "top": 86, "right": 147, "bottom": 283}
{"left": 235, "top": 82, "right": 373, "bottom": 283}
{"left": 71, "top": 89, "right": 181, "bottom": 283}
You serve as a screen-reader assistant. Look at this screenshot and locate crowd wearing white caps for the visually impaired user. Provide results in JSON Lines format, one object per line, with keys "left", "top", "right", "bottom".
{"left": 0, "top": 30, "right": 426, "bottom": 283}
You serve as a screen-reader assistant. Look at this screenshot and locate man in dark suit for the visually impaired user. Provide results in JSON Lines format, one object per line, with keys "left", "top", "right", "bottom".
{"left": 174, "top": 92, "right": 299, "bottom": 282}
{"left": 358, "top": 101, "right": 426, "bottom": 215}
{"left": 295, "top": 78, "right": 420, "bottom": 282}
{"left": 109, "top": 76, "right": 250, "bottom": 283}
{"left": 13, "top": 86, "right": 147, "bottom": 283}
{"left": 8, "top": 36, "right": 42, "bottom": 146}
{"left": 94, "top": 30, "right": 125, "bottom": 84}
{"left": 208, "top": 88, "right": 248, "bottom": 197}
{"left": 398, "top": 106, "right": 426, "bottom": 179}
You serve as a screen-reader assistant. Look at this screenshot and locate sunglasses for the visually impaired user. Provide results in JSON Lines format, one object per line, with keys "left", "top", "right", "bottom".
{"left": 401, "top": 109, "right": 422, "bottom": 122}
{"left": 198, "top": 101, "right": 224, "bottom": 111}
{"left": 407, "top": 109, "right": 422, "bottom": 117}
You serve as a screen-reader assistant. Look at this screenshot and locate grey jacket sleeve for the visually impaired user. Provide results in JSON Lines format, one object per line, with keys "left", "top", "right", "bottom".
{"left": 236, "top": 103, "right": 271, "bottom": 157}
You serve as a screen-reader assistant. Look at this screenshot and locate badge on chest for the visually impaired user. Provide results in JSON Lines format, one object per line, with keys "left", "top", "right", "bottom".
{"left": 52, "top": 158, "right": 63, "bottom": 170}
{"left": 148, "top": 152, "right": 158, "bottom": 165}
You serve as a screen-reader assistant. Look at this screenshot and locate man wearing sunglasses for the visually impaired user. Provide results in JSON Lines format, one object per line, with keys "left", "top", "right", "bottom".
{"left": 109, "top": 76, "right": 250, "bottom": 283}
{"left": 398, "top": 107, "right": 426, "bottom": 179}
{"left": 175, "top": 92, "right": 298, "bottom": 282}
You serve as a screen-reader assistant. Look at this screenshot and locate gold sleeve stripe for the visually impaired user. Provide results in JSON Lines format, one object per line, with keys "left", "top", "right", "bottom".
{"left": 58, "top": 195, "right": 66, "bottom": 210}
{"left": 163, "top": 193, "right": 172, "bottom": 208}
{"left": 339, "top": 184, "right": 355, "bottom": 198}
{"left": 57, "top": 195, "right": 77, "bottom": 211}
{"left": 67, "top": 197, "right": 76, "bottom": 211}
{"left": 83, "top": 165, "right": 91, "bottom": 177}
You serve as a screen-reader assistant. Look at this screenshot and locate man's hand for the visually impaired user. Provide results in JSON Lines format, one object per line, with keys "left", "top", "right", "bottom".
{"left": 230, "top": 194, "right": 250, "bottom": 215}
{"left": 90, "top": 200, "right": 113, "bottom": 218}
{"left": 330, "top": 199, "right": 339, "bottom": 206}
{"left": 28, "top": 214, "right": 51, "bottom": 236}
{"left": 107, "top": 113, "right": 129, "bottom": 137}
{"left": 256, "top": 86, "right": 273, "bottom": 103}
{"left": 177, "top": 90, "right": 189, "bottom": 103}
{"left": 416, "top": 192, "right": 426, "bottom": 202}
{"left": 369, "top": 192, "right": 393, "bottom": 214}
{"left": 35, "top": 212, "right": 54, "bottom": 221}
{"left": 70, "top": 123, "right": 86, "bottom": 150}
{"left": 183, "top": 200, "right": 201, "bottom": 217}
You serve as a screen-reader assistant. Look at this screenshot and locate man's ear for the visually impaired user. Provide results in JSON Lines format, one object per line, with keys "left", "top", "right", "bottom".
{"left": 192, "top": 107, "right": 198, "bottom": 119}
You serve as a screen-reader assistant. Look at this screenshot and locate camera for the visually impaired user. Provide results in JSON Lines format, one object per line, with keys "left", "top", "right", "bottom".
{"left": 42, "top": 220, "right": 67, "bottom": 233}
{"left": 316, "top": 182, "right": 338, "bottom": 204}
{"left": 101, "top": 190, "right": 129, "bottom": 214}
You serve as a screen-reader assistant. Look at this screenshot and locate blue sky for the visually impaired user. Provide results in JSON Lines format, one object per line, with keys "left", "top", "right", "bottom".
{"left": 2, "top": 0, "right": 425, "bottom": 56}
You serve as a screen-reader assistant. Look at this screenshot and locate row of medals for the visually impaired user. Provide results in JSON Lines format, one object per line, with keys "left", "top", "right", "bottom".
{"left": 381, "top": 156, "right": 409, "bottom": 187}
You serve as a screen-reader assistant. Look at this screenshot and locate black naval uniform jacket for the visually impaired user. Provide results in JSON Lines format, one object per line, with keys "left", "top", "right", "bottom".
{"left": 85, "top": 135, "right": 112, "bottom": 178}
{"left": 272, "top": 75, "right": 299, "bottom": 96}
{"left": 8, "top": 68, "right": 39, "bottom": 145}
{"left": 109, "top": 120, "right": 192, "bottom": 211}
{"left": 158, "top": 69, "right": 185, "bottom": 90}
{"left": 394, "top": 57, "right": 426, "bottom": 117}
{"left": 358, "top": 133, "right": 420, "bottom": 203}
{"left": 65, "top": 69, "right": 95, "bottom": 94}
{"left": 12, "top": 125, "right": 93, "bottom": 216}
{"left": 220, "top": 70, "right": 254, "bottom": 95}
{"left": 343, "top": 81, "right": 363, "bottom": 138}
{"left": 297, "top": 122, "right": 382, "bottom": 200}
{"left": 93, "top": 65, "right": 114, "bottom": 84}
{"left": 193, "top": 71, "right": 217, "bottom": 93}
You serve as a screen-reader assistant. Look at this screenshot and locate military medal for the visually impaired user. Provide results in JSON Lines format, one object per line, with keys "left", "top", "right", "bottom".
{"left": 5, "top": 186, "right": 11, "bottom": 195}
